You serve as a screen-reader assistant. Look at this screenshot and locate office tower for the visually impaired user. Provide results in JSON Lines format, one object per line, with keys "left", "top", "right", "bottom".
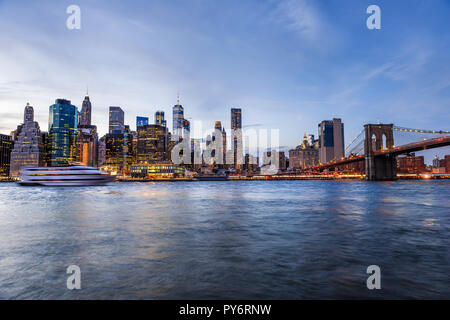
{"left": 318, "top": 118, "right": 344, "bottom": 164}
{"left": 136, "top": 124, "right": 168, "bottom": 164}
{"left": 155, "top": 111, "right": 166, "bottom": 127}
{"left": 136, "top": 116, "right": 149, "bottom": 128}
{"left": 231, "top": 108, "right": 243, "bottom": 169}
{"left": 9, "top": 103, "right": 45, "bottom": 176}
{"left": 79, "top": 92, "right": 92, "bottom": 126}
{"left": 289, "top": 133, "right": 319, "bottom": 170}
{"left": 47, "top": 99, "right": 78, "bottom": 167}
{"left": 0, "top": 134, "right": 13, "bottom": 176}
{"left": 109, "top": 106, "right": 125, "bottom": 134}
{"left": 173, "top": 97, "right": 184, "bottom": 138}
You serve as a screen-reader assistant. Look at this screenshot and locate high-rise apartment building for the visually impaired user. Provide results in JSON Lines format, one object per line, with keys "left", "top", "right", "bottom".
{"left": 318, "top": 118, "right": 344, "bottom": 164}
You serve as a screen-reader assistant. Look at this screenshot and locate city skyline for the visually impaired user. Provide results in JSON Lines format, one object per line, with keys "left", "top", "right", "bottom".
{"left": 0, "top": 1, "right": 449, "bottom": 151}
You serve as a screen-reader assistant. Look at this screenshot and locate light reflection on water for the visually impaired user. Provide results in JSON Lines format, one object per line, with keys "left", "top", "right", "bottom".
{"left": 0, "top": 180, "right": 449, "bottom": 299}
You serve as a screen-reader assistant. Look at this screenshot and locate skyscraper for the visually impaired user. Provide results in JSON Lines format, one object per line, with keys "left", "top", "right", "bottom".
{"left": 77, "top": 93, "right": 97, "bottom": 167}
{"left": 155, "top": 111, "right": 166, "bottom": 127}
{"left": 9, "top": 103, "right": 45, "bottom": 176}
{"left": 109, "top": 106, "right": 125, "bottom": 134}
{"left": 136, "top": 116, "right": 149, "bottom": 128}
{"left": 231, "top": 108, "right": 243, "bottom": 169}
{"left": 318, "top": 118, "right": 345, "bottom": 164}
{"left": 79, "top": 92, "right": 92, "bottom": 126}
{"left": 173, "top": 98, "right": 184, "bottom": 138}
{"left": 47, "top": 99, "right": 78, "bottom": 167}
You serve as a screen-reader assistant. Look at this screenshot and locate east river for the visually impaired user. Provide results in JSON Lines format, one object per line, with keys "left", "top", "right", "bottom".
{"left": 0, "top": 180, "right": 448, "bottom": 299}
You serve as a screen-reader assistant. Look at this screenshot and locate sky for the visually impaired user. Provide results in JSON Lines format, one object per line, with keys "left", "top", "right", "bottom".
{"left": 0, "top": 0, "right": 449, "bottom": 162}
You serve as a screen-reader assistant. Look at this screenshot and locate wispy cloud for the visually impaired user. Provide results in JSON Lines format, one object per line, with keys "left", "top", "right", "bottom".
{"left": 274, "top": 0, "right": 323, "bottom": 40}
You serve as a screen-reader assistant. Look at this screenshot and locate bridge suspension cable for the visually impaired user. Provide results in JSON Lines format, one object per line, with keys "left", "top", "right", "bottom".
{"left": 393, "top": 126, "right": 450, "bottom": 134}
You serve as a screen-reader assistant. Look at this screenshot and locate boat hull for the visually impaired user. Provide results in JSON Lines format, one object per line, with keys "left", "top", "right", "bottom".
{"left": 18, "top": 166, "right": 116, "bottom": 187}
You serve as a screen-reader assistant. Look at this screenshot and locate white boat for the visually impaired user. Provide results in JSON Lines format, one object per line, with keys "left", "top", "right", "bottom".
{"left": 18, "top": 165, "right": 116, "bottom": 186}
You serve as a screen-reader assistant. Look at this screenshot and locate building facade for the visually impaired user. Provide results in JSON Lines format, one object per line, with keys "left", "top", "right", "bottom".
{"left": 231, "top": 108, "right": 243, "bottom": 170}
{"left": 0, "top": 134, "right": 13, "bottom": 176}
{"left": 10, "top": 103, "right": 45, "bottom": 176}
{"left": 109, "top": 106, "right": 124, "bottom": 134}
{"left": 155, "top": 111, "right": 166, "bottom": 127}
{"left": 47, "top": 99, "right": 78, "bottom": 167}
{"left": 318, "top": 118, "right": 344, "bottom": 164}
{"left": 136, "top": 124, "right": 168, "bottom": 164}
{"left": 397, "top": 153, "right": 425, "bottom": 173}
{"left": 173, "top": 100, "right": 184, "bottom": 138}
{"left": 76, "top": 125, "right": 98, "bottom": 167}
{"left": 289, "top": 134, "right": 319, "bottom": 170}
{"left": 136, "top": 116, "right": 149, "bottom": 128}
{"left": 79, "top": 93, "right": 92, "bottom": 126}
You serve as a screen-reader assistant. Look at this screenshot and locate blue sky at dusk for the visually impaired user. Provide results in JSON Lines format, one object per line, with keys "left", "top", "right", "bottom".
{"left": 0, "top": 0, "right": 449, "bottom": 161}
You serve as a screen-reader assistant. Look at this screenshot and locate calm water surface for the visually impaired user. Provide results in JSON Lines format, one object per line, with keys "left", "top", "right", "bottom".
{"left": 0, "top": 180, "right": 449, "bottom": 299}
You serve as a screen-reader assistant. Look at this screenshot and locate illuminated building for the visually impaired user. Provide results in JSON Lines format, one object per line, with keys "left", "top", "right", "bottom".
{"left": 136, "top": 124, "right": 168, "bottom": 163}
{"left": 136, "top": 116, "right": 149, "bottom": 128}
{"left": 47, "top": 99, "right": 78, "bottom": 167}
{"left": 397, "top": 153, "right": 425, "bottom": 173}
{"left": 131, "top": 163, "right": 185, "bottom": 179}
{"left": 0, "top": 134, "right": 13, "bottom": 176}
{"left": 173, "top": 97, "right": 184, "bottom": 138}
{"left": 10, "top": 103, "right": 45, "bottom": 176}
{"left": 231, "top": 108, "right": 243, "bottom": 170}
{"left": 318, "top": 118, "right": 344, "bottom": 164}
{"left": 289, "top": 134, "right": 319, "bottom": 170}
{"left": 105, "top": 127, "right": 133, "bottom": 174}
{"left": 109, "top": 106, "right": 124, "bottom": 134}
{"left": 76, "top": 125, "right": 98, "bottom": 167}
{"left": 155, "top": 111, "right": 166, "bottom": 127}
{"left": 79, "top": 92, "right": 92, "bottom": 126}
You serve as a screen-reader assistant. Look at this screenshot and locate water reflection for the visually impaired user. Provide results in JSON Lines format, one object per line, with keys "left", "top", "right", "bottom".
{"left": 0, "top": 181, "right": 449, "bottom": 299}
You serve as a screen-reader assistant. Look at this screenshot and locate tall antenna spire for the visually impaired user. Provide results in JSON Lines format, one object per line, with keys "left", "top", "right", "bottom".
{"left": 86, "top": 85, "right": 89, "bottom": 97}
{"left": 177, "top": 89, "right": 180, "bottom": 105}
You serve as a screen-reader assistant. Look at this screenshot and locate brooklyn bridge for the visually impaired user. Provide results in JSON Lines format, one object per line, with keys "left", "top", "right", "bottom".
{"left": 306, "top": 124, "right": 450, "bottom": 181}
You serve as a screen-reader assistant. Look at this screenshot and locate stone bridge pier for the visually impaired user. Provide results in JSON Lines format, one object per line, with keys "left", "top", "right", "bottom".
{"left": 364, "top": 124, "right": 397, "bottom": 181}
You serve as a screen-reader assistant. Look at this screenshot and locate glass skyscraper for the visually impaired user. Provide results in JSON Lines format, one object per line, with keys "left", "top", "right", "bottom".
{"left": 48, "top": 99, "right": 78, "bottom": 167}
{"left": 155, "top": 111, "right": 166, "bottom": 127}
{"left": 109, "top": 106, "right": 125, "bottom": 134}
{"left": 136, "top": 116, "right": 149, "bottom": 128}
{"left": 173, "top": 101, "right": 184, "bottom": 138}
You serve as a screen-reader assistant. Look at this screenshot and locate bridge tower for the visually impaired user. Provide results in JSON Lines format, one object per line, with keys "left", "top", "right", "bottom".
{"left": 364, "top": 124, "right": 397, "bottom": 181}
